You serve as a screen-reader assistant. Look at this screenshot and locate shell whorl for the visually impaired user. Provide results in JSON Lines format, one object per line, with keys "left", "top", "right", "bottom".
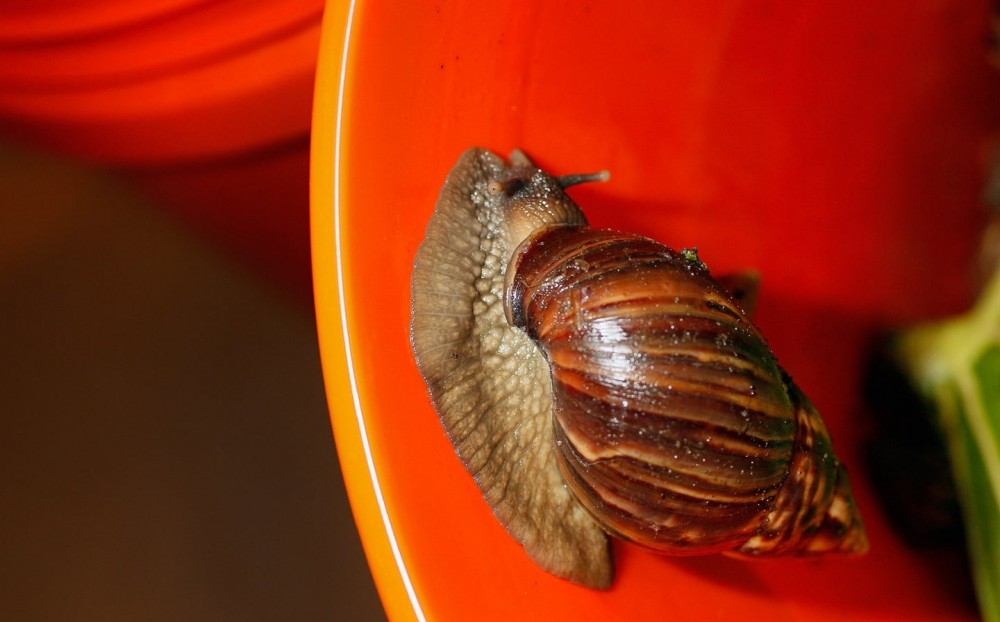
{"left": 506, "top": 225, "right": 868, "bottom": 556}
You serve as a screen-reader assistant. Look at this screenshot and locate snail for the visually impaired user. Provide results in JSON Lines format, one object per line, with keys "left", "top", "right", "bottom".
{"left": 410, "top": 147, "right": 868, "bottom": 589}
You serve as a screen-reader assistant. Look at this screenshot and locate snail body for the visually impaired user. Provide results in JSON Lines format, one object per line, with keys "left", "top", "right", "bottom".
{"left": 410, "top": 148, "right": 867, "bottom": 589}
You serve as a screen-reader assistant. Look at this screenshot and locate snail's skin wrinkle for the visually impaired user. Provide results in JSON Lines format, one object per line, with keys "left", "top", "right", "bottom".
{"left": 411, "top": 148, "right": 612, "bottom": 589}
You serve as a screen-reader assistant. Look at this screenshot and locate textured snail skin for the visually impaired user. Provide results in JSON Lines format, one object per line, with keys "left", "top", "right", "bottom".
{"left": 410, "top": 148, "right": 611, "bottom": 588}
{"left": 410, "top": 148, "right": 867, "bottom": 589}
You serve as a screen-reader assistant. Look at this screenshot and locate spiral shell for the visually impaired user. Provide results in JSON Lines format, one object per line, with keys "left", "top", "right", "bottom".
{"left": 410, "top": 147, "right": 867, "bottom": 589}
{"left": 505, "top": 225, "right": 867, "bottom": 556}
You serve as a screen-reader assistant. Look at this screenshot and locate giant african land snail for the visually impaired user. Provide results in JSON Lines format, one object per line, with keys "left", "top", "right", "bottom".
{"left": 410, "top": 148, "right": 867, "bottom": 589}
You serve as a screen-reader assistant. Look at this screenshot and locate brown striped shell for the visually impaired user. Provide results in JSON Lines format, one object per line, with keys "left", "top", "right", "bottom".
{"left": 506, "top": 226, "right": 867, "bottom": 557}
{"left": 410, "top": 148, "right": 867, "bottom": 589}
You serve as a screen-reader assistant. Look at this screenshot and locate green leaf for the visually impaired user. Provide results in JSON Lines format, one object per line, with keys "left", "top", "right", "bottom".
{"left": 892, "top": 269, "right": 1000, "bottom": 622}
{"left": 966, "top": 346, "right": 1000, "bottom": 621}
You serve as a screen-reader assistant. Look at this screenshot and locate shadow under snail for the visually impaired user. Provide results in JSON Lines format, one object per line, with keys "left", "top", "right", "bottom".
{"left": 410, "top": 147, "right": 868, "bottom": 589}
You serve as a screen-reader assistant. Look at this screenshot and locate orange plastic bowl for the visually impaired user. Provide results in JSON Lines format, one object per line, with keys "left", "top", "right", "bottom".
{"left": 312, "top": 2, "right": 999, "bottom": 620}
{"left": 0, "top": 0, "right": 323, "bottom": 164}
{"left": 0, "top": 1, "right": 327, "bottom": 302}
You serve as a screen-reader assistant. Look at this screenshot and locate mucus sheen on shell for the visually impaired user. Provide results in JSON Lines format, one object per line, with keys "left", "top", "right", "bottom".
{"left": 507, "top": 225, "right": 867, "bottom": 557}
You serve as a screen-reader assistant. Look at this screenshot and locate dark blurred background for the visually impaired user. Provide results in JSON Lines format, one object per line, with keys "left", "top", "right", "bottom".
{"left": 0, "top": 140, "right": 385, "bottom": 621}
{"left": 0, "top": 3, "right": 387, "bottom": 619}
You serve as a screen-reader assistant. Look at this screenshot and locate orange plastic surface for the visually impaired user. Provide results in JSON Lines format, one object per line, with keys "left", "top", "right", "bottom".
{"left": 0, "top": 1, "right": 322, "bottom": 88}
{"left": 0, "top": 1, "right": 323, "bottom": 302}
{"left": 0, "top": 0, "right": 208, "bottom": 42}
{"left": 0, "top": 0, "right": 323, "bottom": 164}
{"left": 312, "top": 2, "right": 1000, "bottom": 620}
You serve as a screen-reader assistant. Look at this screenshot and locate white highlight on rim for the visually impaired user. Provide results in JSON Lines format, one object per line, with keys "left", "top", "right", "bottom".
{"left": 333, "top": 1, "right": 426, "bottom": 620}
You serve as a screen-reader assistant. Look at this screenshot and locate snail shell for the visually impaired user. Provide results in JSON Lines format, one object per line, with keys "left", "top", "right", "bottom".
{"left": 410, "top": 148, "right": 867, "bottom": 589}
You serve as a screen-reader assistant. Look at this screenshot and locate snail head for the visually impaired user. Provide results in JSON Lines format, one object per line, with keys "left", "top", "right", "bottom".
{"left": 485, "top": 149, "right": 608, "bottom": 254}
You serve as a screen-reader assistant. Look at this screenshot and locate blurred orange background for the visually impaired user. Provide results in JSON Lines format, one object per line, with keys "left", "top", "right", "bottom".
{"left": 0, "top": 0, "right": 325, "bottom": 303}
